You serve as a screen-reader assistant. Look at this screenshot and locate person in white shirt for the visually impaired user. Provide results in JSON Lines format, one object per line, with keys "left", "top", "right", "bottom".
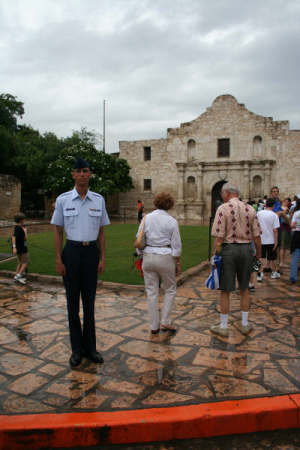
{"left": 257, "top": 198, "right": 280, "bottom": 281}
{"left": 135, "top": 192, "right": 182, "bottom": 334}
{"left": 290, "top": 197, "right": 300, "bottom": 284}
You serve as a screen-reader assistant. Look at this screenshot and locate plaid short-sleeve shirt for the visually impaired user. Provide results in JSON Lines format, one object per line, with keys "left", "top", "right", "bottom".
{"left": 211, "top": 197, "right": 261, "bottom": 243}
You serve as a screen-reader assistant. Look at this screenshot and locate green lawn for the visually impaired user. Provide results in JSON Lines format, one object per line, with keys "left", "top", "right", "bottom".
{"left": 0, "top": 224, "right": 209, "bottom": 285}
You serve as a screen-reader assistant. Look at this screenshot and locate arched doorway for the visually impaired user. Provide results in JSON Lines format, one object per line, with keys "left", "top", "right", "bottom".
{"left": 253, "top": 136, "right": 262, "bottom": 159}
{"left": 186, "top": 175, "right": 196, "bottom": 201}
{"left": 252, "top": 175, "right": 262, "bottom": 198}
{"left": 187, "top": 139, "right": 196, "bottom": 161}
{"left": 211, "top": 180, "right": 227, "bottom": 218}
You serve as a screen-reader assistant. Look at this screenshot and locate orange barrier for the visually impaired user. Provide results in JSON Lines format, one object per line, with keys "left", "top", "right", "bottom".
{"left": 0, "top": 395, "right": 299, "bottom": 449}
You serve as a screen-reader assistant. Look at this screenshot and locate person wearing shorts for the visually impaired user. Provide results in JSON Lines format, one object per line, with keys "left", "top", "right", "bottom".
{"left": 248, "top": 241, "right": 256, "bottom": 292}
{"left": 12, "top": 213, "right": 29, "bottom": 285}
{"left": 279, "top": 198, "right": 292, "bottom": 267}
{"left": 257, "top": 198, "right": 280, "bottom": 281}
{"left": 290, "top": 197, "right": 300, "bottom": 284}
{"left": 210, "top": 183, "right": 261, "bottom": 337}
{"left": 270, "top": 186, "right": 283, "bottom": 267}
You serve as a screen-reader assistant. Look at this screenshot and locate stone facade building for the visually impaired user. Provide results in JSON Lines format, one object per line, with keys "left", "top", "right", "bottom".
{"left": 0, "top": 175, "right": 21, "bottom": 219}
{"left": 119, "top": 95, "right": 300, "bottom": 223}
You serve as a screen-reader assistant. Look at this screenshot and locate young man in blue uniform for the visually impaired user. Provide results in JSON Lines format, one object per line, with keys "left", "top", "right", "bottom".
{"left": 51, "top": 158, "right": 110, "bottom": 368}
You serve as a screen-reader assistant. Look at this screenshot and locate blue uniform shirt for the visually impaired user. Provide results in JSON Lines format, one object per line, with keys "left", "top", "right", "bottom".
{"left": 273, "top": 199, "right": 283, "bottom": 224}
{"left": 51, "top": 188, "right": 110, "bottom": 241}
{"left": 273, "top": 199, "right": 282, "bottom": 213}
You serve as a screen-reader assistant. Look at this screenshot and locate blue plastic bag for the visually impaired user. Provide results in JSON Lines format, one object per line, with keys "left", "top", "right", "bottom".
{"left": 205, "top": 255, "right": 222, "bottom": 289}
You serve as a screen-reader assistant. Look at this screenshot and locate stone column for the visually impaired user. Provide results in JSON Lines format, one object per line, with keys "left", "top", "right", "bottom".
{"left": 264, "top": 161, "right": 271, "bottom": 195}
{"left": 176, "top": 162, "right": 185, "bottom": 201}
{"left": 243, "top": 162, "right": 250, "bottom": 200}
{"left": 196, "top": 163, "right": 203, "bottom": 201}
{"left": 249, "top": 171, "right": 253, "bottom": 199}
{"left": 176, "top": 162, "right": 186, "bottom": 221}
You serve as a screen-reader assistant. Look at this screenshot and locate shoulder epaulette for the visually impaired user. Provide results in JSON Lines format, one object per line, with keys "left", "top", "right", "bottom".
{"left": 90, "top": 191, "right": 102, "bottom": 198}
{"left": 57, "top": 190, "right": 73, "bottom": 199}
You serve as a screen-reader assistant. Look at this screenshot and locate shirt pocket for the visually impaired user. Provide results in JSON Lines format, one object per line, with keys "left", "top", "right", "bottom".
{"left": 63, "top": 208, "right": 78, "bottom": 228}
{"left": 89, "top": 208, "right": 102, "bottom": 229}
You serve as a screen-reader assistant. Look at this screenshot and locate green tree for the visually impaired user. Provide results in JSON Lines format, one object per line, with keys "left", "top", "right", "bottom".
{"left": 0, "top": 93, "right": 24, "bottom": 131}
{"left": 0, "top": 126, "right": 16, "bottom": 172}
{"left": 8, "top": 126, "right": 64, "bottom": 213}
{"left": 45, "top": 140, "right": 133, "bottom": 196}
{"left": 0, "top": 93, "right": 24, "bottom": 172}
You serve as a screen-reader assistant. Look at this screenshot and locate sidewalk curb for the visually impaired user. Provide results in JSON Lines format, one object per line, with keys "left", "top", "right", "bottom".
{"left": 0, "top": 395, "right": 299, "bottom": 449}
{"left": 0, "top": 261, "right": 209, "bottom": 291}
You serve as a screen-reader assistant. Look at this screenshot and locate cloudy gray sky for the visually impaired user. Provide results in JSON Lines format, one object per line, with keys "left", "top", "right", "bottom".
{"left": 1, "top": 0, "right": 300, "bottom": 153}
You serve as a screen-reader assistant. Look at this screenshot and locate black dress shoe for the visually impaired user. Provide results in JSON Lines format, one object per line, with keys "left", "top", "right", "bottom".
{"left": 86, "top": 351, "right": 104, "bottom": 364}
{"left": 69, "top": 352, "right": 82, "bottom": 368}
{"left": 151, "top": 329, "right": 160, "bottom": 334}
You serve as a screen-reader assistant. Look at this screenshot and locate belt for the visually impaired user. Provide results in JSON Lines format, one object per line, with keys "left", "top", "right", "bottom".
{"left": 146, "top": 245, "right": 171, "bottom": 248}
{"left": 222, "top": 242, "right": 251, "bottom": 246}
{"left": 67, "top": 240, "right": 97, "bottom": 247}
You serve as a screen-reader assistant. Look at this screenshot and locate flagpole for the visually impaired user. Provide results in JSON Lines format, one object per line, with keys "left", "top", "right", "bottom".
{"left": 103, "top": 99, "right": 106, "bottom": 153}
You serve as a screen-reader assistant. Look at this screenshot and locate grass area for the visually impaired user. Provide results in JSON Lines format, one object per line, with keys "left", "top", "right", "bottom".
{"left": 0, "top": 224, "right": 209, "bottom": 285}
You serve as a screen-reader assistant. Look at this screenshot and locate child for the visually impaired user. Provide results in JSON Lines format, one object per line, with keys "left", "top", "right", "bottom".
{"left": 12, "top": 213, "right": 29, "bottom": 284}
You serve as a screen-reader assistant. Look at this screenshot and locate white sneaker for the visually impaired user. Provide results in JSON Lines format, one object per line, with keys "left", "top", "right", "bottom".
{"left": 14, "top": 275, "right": 26, "bottom": 284}
{"left": 271, "top": 271, "right": 280, "bottom": 279}
{"left": 257, "top": 272, "right": 264, "bottom": 282}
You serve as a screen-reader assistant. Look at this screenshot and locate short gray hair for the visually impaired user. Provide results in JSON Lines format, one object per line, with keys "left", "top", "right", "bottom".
{"left": 221, "top": 182, "right": 240, "bottom": 196}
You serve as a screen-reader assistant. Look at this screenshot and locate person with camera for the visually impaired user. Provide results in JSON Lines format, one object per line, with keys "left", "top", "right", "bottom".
{"left": 210, "top": 183, "right": 262, "bottom": 336}
{"left": 257, "top": 198, "right": 280, "bottom": 281}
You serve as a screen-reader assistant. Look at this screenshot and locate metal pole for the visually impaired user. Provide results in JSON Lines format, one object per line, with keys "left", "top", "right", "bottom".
{"left": 208, "top": 216, "right": 213, "bottom": 260}
{"left": 103, "top": 99, "right": 106, "bottom": 153}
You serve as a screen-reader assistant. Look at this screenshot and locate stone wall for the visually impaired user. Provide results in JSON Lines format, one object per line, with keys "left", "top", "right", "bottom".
{"left": 119, "top": 138, "right": 171, "bottom": 218}
{"left": 281, "top": 130, "right": 300, "bottom": 198}
{"left": 119, "top": 95, "right": 300, "bottom": 222}
{"left": 0, "top": 175, "right": 21, "bottom": 219}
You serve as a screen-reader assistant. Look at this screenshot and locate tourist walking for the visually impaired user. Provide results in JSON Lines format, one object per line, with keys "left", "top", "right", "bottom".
{"left": 270, "top": 186, "right": 283, "bottom": 268}
{"left": 257, "top": 198, "right": 280, "bottom": 281}
{"left": 279, "top": 198, "right": 292, "bottom": 267}
{"left": 257, "top": 199, "right": 264, "bottom": 212}
{"left": 290, "top": 197, "right": 300, "bottom": 284}
{"left": 51, "top": 158, "right": 110, "bottom": 368}
{"left": 137, "top": 199, "right": 144, "bottom": 223}
{"left": 135, "top": 192, "right": 182, "bottom": 334}
{"left": 210, "top": 183, "right": 261, "bottom": 336}
{"left": 12, "top": 213, "right": 29, "bottom": 285}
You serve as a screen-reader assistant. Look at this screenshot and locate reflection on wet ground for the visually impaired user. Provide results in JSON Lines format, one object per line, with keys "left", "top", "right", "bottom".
{"left": 68, "top": 428, "right": 300, "bottom": 450}
{"left": 0, "top": 266, "right": 299, "bottom": 415}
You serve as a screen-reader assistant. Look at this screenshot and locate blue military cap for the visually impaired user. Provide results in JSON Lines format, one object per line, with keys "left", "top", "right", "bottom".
{"left": 73, "top": 157, "right": 90, "bottom": 169}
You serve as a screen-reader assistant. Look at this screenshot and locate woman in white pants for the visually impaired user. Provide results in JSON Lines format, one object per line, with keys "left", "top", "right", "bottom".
{"left": 137, "top": 192, "right": 182, "bottom": 334}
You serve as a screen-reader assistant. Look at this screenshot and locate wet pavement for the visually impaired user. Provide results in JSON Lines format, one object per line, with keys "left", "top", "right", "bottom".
{"left": 66, "top": 428, "right": 300, "bottom": 449}
{"left": 0, "top": 266, "right": 299, "bottom": 415}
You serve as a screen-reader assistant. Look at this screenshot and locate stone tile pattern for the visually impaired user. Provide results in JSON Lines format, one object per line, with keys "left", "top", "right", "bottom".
{"left": 0, "top": 268, "right": 299, "bottom": 415}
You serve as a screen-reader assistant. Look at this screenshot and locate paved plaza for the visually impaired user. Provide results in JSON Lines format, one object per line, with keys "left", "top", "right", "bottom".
{"left": 69, "top": 428, "right": 300, "bottom": 449}
{"left": 0, "top": 266, "right": 299, "bottom": 416}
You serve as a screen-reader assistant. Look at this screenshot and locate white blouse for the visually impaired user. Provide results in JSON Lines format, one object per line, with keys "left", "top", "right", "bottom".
{"left": 137, "top": 209, "right": 182, "bottom": 257}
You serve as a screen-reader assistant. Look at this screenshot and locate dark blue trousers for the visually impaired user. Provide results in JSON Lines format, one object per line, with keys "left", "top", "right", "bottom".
{"left": 62, "top": 241, "right": 100, "bottom": 354}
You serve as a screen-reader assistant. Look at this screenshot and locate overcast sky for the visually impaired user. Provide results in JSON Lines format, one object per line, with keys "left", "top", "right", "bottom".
{"left": 1, "top": 0, "right": 300, "bottom": 153}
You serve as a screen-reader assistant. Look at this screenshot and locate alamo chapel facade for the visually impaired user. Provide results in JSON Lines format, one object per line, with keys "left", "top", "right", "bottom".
{"left": 118, "top": 95, "right": 300, "bottom": 223}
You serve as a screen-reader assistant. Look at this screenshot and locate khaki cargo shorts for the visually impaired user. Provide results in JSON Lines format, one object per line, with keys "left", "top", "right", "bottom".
{"left": 220, "top": 243, "right": 252, "bottom": 292}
